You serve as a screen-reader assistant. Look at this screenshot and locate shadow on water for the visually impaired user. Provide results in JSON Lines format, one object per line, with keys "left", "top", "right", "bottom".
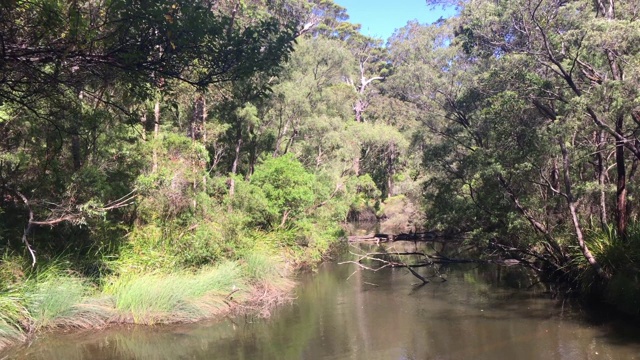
{"left": 4, "top": 240, "right": 640, "bottom": 360}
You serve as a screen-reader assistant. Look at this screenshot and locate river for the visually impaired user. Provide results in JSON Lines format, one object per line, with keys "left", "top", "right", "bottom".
{"left": 4, "top": 241, "right": 640, "bottom": 359}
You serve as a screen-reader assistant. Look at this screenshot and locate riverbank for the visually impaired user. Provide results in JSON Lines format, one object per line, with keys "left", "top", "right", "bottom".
{"left": 0, "top": 250, "right": 305, "bottom": 353}
{"left": 7, "top": 255, "right": 640, "bottom": 359}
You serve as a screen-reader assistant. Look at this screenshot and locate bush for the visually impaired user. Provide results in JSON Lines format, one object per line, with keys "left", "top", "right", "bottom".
{"left": 571, "top": 223, "right": 640, "bottom": 313}
{"left": 250, "top": 154, "right": 316, "bottom": 228}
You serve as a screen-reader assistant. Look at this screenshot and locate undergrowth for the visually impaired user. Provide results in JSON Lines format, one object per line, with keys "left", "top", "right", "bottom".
{"left": 570, "top": 223, "right": 640, "bottom": 314}
{"left": 0, "top": 250, "right": 298, "bottom": 351}
{"left": 0, "top": 146, "right": 354, "bottom": 352}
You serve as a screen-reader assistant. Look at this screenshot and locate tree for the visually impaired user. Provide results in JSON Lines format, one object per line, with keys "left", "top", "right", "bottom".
{"left": 0, "top": 0, "right": 298, "bottom": 263}
{"left": 251, "top": 154, "right": 316, "bottom": 228}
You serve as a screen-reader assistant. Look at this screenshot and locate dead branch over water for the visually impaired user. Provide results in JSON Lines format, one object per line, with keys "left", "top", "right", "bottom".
{"left": 339, "top": 243, "right": 486, "bottom": 284}
{"left": 347, "top": 231, "right": 450, "bottom": 243}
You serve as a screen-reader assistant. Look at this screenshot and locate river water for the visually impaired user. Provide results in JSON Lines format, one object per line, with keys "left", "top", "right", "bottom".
{"left": 4, "top": 241, "right": 640, "bottom": 360}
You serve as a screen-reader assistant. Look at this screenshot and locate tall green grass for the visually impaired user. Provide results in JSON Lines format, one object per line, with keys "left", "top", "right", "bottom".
{"left": 0, "top": 258, "right": 117, "bottom": 352}
{"left": 0, "top": 292, "right": 28, "bottom": 349}
{"left": 26, "top": 276, "right": 87, "bottom": 328}
{"left": 242, "top": 251, "right": 283, "bottom": 284}
{"left": 105, "top": 261, "right": 245, "bottom": 323}
{"left": 0, "top": 253, "right": 295, "bottom": 352}
{"left": 0, "top": 207, "right": 339, "bottom": 351}
{"left": 22, "top": 261, "right": 115, "bottom": 331}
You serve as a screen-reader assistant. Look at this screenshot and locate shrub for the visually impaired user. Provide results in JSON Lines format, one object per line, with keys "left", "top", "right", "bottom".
{"left": 250, "top": 154, "right": 316, "bottom": 228}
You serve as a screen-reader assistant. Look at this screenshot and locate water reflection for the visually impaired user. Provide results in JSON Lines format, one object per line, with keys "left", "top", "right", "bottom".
{"left": 4, "top": 245, "right": 640, "bottom": 360}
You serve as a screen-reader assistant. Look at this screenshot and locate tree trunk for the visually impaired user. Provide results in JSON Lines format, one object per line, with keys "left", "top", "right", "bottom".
{"left": 354, "top": 98, "right": 367, "bottom": 122}
{"left": 71, "top": 129, "right": 82, "bottom": 171}
{"left": 72, "top": 90, "right": 84, "bottom": 170}
{"left": 247, "top": 124, "right": 257, "bottom": 178}
{"left": 352, "top": 55, "right": 383, "bottom": 122}
{"left": 153, "top": 100, "right": 160, "bottom": 173}
{"left": 272, "top": 111, "right": 290, "bottom": 157}
{"left": 560, "top": 140, "right": 607, "bottom": 279}
{"left": 283, "top": 128, "right": 296, "bottom": 155}
{"left": 387, "top": 142, "right": 396, "bottom": 198}
{"left": 141, "top": 112, "right": 147, "bottom": 141}
{"left": 615, "top": 115, "right": 627, "bottom": 238}
{"left": 596, "top": 130, "right": 607, "bottom": 227}
{"left": 229, "top": 121, "right": 242, "bottom": 197}
{"left": 190, "top": 94, "right": 205, "bottom": 141}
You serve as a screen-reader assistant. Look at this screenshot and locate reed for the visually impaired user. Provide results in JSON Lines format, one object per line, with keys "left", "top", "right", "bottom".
{"left": 0, "top": 251, "right": 300, "bottom": 352}
{"left": 106, "top": 261, "right": 245, "bottom": 324}
{"left": 0, "top": 293, "right": 28, "bottom": 349}
{"left": 242, "top": 251, "right": 283, "bottom": 284}
{"left": 25, "top": 276, "right": 88, "bottom": 329}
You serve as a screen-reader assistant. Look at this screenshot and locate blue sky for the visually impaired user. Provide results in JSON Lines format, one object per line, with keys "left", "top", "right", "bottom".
{"left": 333, "top": 0, "right": 456, "bottom": 41}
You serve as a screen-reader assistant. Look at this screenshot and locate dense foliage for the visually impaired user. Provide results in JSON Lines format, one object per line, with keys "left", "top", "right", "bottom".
{"left": 384, "top": 0, "right": 640, "bottom": 309}
{"left": 1, "top": 0, "right": 640, "bottom": 343}
{"left": 0, "top": 0, "right": 418, "bottom": 343}
{"left": 0, "top": 0, "right": 417, "bottom": 329}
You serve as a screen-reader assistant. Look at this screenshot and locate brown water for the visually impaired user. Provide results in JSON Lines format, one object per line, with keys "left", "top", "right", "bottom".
{"left": 4, "top": 243, "right": 640, "bottom": 360}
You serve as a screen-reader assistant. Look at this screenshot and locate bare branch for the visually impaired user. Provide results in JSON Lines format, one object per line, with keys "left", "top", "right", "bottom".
{"left": 8, "top": 188, "right": 37, "bottom": 266}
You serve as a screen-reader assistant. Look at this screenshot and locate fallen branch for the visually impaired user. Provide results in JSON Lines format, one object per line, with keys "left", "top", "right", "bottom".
{"left": 405, "top": 265, "right": 430, "bottom": 284}
{"left": 339, "top": 256, "right": 430, "bottom": 284}
{"left": 32, "top": 189, "right": 137, "bottom": 227}
{"left": 355, "top": 251, "right": 483, "bottom": 265}
{"left": 488, "top": 242, "right": 545, "bottom": 273}
{"left": 339, "top": 246, "right": 452, "bottom": 285}
{"left": 4, "top": 187, "right": 137, "bottom": 266}
{"left": 348, "top": 231, "right": 454, "bottom": 243}
{"left": 13, "top": 189, "right": 37, "bottom": 267}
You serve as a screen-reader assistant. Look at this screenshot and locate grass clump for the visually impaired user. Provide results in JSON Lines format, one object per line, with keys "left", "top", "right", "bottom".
{"left": 241, "top": 250, "right": 283, "bottom": 284}
{"left": 0, "top": 293, "right": 28, "bottom": 348}
{"left": 0, "top": 252, "right": 29, "bottom": 345}
{"left": 107, "top": 274, "right": 200, "bottom": 323}
{"left": 25, "top": 276, "right": 88, "bottom": 329}
{"left": 21, "top": 261, "right": 114, "bottom": 331}
{"left": 0, "top": 258, "right": 116, "bottom": 348}
{"left": 570, "top": 224, "right": 640, "bottom": 314}
{"left": 106, "top": 261, "right": 245, "bottom": 324}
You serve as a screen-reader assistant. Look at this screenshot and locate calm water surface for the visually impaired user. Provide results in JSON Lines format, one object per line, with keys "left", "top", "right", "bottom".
{"left": 5, "top": 243, "right": 640, "bottom": 360}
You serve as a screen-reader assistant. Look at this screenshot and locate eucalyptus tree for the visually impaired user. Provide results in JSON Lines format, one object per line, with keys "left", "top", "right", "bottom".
{"left": 391, "top": 0, "right": 640, "bottom": 278}
{"left": 256, "top": 35, "right": 361, "bottom": 207}
{"left": 306, "top": 0, "right": 360, "bottom": 40}
{"left": 384, "top": 17, "right": 571, "bottom": 274}
{"left": 448, "top": 0, "right": 640, "bottom": 274}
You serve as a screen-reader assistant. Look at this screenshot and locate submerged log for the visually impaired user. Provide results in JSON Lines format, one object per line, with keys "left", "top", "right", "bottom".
{"left": 394, "top": 232, "right": 437, "bottom": 241}
{"left": 347, "top": 234, "right": 381, "bottom": 242}
{"left": 348, "top": 231, "right": 444, "bottom": 243}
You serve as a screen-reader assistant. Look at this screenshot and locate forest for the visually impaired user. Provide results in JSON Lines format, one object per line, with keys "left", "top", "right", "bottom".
{"left": 1, "top": 0, "right": 639, "bottom": 349}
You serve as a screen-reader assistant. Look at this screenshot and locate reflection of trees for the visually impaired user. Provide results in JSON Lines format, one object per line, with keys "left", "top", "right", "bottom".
{"left": 9, "top": 263, "right": 640, "bottom": 359}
